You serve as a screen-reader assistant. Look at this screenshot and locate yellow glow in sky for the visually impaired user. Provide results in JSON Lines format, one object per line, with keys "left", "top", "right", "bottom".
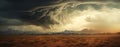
{"left": 7, "top": 1, "right": 120, "bottom": 33}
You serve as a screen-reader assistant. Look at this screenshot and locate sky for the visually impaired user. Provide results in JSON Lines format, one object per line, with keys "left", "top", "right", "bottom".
{"left": 0, "top": 0, "right": 120, "bottom": 34}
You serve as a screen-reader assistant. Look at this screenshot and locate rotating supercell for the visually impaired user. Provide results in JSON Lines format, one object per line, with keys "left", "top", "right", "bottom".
{"left": 0, "top": 0, "right": 120, "bottom": 33}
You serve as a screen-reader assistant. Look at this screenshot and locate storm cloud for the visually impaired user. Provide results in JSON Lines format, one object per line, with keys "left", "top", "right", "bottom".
{"left": 0, "top": 0, "right": 120, "bottom": 34}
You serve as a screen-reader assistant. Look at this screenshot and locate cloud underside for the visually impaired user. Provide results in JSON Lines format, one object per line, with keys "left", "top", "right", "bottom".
{"left": 0, "top": 0, "right": 120, "bottom": 33}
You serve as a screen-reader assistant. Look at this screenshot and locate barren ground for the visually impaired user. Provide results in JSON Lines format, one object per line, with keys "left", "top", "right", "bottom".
{"left": 0, "top": 35, "right": 120, "bottom": 47}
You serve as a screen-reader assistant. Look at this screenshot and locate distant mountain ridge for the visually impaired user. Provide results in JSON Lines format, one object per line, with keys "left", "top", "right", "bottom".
{"left": 0, "top": 29, "right": 119, "bottom": 35}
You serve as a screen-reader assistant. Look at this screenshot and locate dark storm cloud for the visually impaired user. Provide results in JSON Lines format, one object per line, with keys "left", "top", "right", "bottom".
{"left": 0, "top": 0, "right": 13, "bottom": 11}
{"left": 5, "top": 0, "right": 64, "bottom": 11}
{"left": 0, "top": 0, "right": 66, "bottom": 33}
{"left": 0, "top": 0, "right": 120, "bottom": 10}
{"left": 0, "top": 0, "right": 120, "bottom": 25}
{"left": 0, "top": 0, "right": 120, "bottom": 33}
{"left": 0, "top": 12, "right": 28, "bottom": 26}
{"left": 0, "top": 0, "right": 65, "bottom": 25}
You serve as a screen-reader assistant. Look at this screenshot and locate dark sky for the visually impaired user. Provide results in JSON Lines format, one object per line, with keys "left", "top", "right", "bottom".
{"left": 0, "top": 0, "right": 65, "bottom": 34}
{"left": 0, "top": 0, "right": 119, "bottom": 24}
{"left": 0, "top": 0, "right": 120, "bottom": 34}
{"left": 0, "top": 0, "right": 65, "bottom": 25}
{"left": 1, "top": 0, "right": 120, "bottom": 11}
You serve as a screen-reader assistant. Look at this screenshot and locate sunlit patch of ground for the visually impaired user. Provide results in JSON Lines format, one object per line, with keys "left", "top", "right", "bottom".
{"left": 0, "top": 35, "right": 120, "bottom": 47}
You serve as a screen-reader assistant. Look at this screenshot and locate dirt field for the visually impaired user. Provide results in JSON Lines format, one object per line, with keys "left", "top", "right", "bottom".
{"left": 0, "top": 35, "right": 120, "bottom": 47}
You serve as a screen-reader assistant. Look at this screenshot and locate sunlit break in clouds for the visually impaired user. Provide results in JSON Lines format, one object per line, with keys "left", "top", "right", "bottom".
{"left": 0, "top": 0, "right": 120, "bottom": 34}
